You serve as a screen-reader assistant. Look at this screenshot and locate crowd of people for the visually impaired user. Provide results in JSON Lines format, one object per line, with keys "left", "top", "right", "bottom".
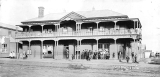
{"left": 9, "top": 48, "right": 139, "bottom": 64}
{"left": 71, "top": 49, "right": 139, "bottom": 63}
{"left": 18, "top": 50, "right": 31, "bottom": 59}
{"left": 72, "top": 49, "right": 110, "bottom": 61}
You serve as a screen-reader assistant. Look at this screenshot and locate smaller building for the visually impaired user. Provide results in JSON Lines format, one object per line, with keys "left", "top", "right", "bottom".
{"left": 0, "top": 22, "right": 22, "bottom": 58}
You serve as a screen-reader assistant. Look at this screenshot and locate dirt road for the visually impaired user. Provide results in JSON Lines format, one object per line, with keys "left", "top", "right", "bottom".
{"left": 0, "top": 59, "right": 160, "bottom": 77}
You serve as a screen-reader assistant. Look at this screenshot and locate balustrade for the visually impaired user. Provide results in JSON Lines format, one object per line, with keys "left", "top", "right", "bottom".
{"left": 15, "top": 29, "right": 139, "bottom": 38}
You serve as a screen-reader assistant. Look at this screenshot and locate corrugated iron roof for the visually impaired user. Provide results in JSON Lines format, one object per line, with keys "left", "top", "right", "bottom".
{"left": 23, "top": 12, "right": 69, "bottom": 22}
{"left": 77, "top": 9, "right": 127, "bottom": 18}
{"left": 0, "top": 22, "right": 22, "bottom": 31}
{"left": 22, "top": 9, "right": 128, "bottom": 23}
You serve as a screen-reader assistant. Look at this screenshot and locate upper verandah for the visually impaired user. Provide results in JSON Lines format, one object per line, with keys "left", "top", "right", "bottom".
{"left": 21, "top": 9, "right": 129, "bottom": 24}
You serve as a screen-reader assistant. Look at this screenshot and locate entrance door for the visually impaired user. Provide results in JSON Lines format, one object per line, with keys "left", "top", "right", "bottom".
{"left": 98, "top": 43, "right": 110, "bottom": 59}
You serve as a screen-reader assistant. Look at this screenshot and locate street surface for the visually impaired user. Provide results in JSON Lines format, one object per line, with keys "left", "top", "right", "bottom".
{"left": 0, "top": 58, "right": 160, "bottom": 77}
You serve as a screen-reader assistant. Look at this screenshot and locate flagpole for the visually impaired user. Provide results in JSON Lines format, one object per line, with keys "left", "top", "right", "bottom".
{"left": 16, "top": 26, "right": 18, "bottom": 59}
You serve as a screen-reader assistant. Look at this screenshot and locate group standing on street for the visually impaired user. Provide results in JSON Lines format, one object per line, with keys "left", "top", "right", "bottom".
{"left": 9, "top": 48, "right": 139, "bottom": 63}
{"left": 17, "top": 49, "right": 31, "bottom": 59}
{"left": 117, "top": 51, "right": 138, "bottom": 63}
{"left": 71, "top": 49, "right": 110, "bottom": 61}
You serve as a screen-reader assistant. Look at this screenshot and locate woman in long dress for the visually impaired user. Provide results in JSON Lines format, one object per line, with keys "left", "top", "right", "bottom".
{"left": 12, "top": 51, "right": 16, "bottom": 58}
{"left": 9, "top": 51, "right": 13, "bottom": 58}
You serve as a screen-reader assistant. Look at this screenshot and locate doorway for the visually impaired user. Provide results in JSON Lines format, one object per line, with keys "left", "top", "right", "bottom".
{"left": 98, "top": 43, "right": 110, "bottom": 59}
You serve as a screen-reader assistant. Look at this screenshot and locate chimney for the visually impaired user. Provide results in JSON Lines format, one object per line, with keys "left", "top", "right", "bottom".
{"left": 38, "top": 7, "right": 44, "bottom": 18}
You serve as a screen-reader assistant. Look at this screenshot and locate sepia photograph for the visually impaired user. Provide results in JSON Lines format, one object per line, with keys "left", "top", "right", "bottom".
{"left": 0, "top": 0, "right": 160, "bottom": 77}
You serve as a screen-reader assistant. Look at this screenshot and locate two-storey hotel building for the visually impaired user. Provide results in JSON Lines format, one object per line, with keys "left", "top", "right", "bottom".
{"left": 15, "top": 7, "right": 142, "bottom": 60}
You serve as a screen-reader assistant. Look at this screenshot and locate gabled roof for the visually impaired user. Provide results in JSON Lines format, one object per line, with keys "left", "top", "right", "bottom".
{"left": 22, "top": 9, "right": 128, "bottom": 23}
{"left": 60, "top": 12, "right": 86, "bottom": 21}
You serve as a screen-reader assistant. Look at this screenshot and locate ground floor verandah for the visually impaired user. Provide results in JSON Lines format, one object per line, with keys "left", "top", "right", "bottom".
{"left": 16, "top": 38, "right": 141, "bottom": 61}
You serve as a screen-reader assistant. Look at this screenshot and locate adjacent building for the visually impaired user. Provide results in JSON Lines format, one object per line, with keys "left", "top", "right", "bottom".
{"left": 15, "top": 7, "right": 142, "bottom": 60}
{"left": 0, "top": 22, "right": 21, "bottom": 57}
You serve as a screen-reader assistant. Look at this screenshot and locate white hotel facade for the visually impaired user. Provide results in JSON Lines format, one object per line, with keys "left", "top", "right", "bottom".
{"left": 15, "top": 7, "right": 142, "bottom": 60}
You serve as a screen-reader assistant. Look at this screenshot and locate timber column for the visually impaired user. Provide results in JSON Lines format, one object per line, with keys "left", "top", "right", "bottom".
{"left": 133, "top": 20, "right": 136, "bottom": 29}
{"left": 79, "top": 39, "right": 82, "bottom": 59}
{"left": 114, "top": 21, "right": 117, "bottom": 29}
{"left": 40, "top": 40, "right": 43, "bottom": 59}
{"left": 96, "top": 22, "right": 99, "bottom": 35}
{"left": 114, "top": 38, "right": 118, "bottom": 59}
{"left": 55, "top": 23, "right": 60, "bottom": 36}
{"left": 54, "top": 40, "right": 57, "bottom": 59}
{"left": 133, "top": 38, "right": 136, "bottom": 53}
{"left": 76, "top": 40, "right": 79, "bottom": 59}
{"left": 16, "top": 39, "right": 19, "bottom": 59}
{"left": 28, "top": 40, "right": 31, "bottom": 58}
{"left": 41, "top": 25, "right": 44, "bottom": 33}
{"left": 96, "top": 39, "right": 99, "bottom": 59}
{"left": 54, "top": 40, "right": 59, "bottom": 59}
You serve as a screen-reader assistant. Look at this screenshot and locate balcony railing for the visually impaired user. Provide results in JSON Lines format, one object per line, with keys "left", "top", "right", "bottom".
{"left": 16, "top": 29, "right": 141, "bottom": 38}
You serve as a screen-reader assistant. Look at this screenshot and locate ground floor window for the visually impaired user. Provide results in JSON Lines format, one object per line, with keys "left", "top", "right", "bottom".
{"left": 0, "top": 44, "right": 7, "bottom": 53}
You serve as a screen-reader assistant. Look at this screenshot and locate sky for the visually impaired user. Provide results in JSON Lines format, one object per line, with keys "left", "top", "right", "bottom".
{"left": 0, "top": 0, "right": 160, "bottom": 52}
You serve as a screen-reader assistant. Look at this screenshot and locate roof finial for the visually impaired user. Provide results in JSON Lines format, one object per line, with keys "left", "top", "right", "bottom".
{"left": 92, "top": 7, "right": 95, "bottom": 11}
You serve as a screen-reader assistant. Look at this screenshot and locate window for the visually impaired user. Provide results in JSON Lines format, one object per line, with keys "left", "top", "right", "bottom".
{"left": 8, "top": 31, "right": 11, "bottom": 35}
{"left": 1, "top": 44, "right": 7, "bottom": 53}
